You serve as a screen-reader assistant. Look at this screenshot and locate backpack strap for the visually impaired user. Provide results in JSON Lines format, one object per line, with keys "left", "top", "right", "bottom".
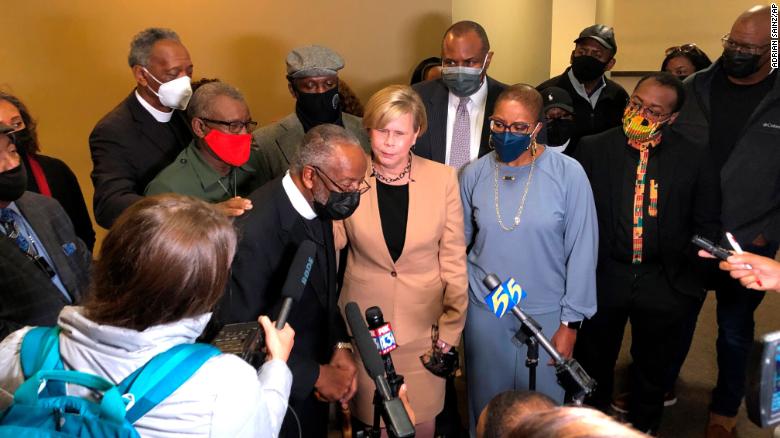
{"left": 20, "top": 326, "right": 66, "bottom": 397}
{"left": 117, "top": 343, "right": 220, "bottom": 423}
{"left": 20, "top": 326, "right": 63, "bottom": 378}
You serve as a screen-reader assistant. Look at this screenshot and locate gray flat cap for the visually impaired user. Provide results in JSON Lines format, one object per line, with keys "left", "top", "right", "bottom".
{"left": 286, "top": 45, "right": 344, "bottom": 79}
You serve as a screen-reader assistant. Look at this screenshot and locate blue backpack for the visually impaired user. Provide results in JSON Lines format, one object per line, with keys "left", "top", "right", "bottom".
{"left": 0, "top": 326, "right": 220, "bottom": 437}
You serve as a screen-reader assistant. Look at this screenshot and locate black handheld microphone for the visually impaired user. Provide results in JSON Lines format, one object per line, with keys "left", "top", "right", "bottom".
{"left": 276, "top": 240, "right": 317, "bottom": 329}
{"left": 365, "top": 306, "right": 404, "bottom": 397}
{"left": 346, "top": 302, "right": 415, "bottom": 438}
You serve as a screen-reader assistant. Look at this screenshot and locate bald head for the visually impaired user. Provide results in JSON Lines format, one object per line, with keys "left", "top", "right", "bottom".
{"left": 731, "top": 5, "right": 771, "bottom": 44}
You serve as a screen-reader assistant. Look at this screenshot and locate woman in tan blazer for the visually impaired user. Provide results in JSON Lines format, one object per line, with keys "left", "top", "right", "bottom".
{"left": 335, "top": 85, "right": 468, "bottom": 437}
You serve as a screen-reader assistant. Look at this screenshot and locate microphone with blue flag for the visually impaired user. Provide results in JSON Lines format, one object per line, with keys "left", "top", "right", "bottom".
{"left": 484, "top": 276, "right": 526, "bottom": 318}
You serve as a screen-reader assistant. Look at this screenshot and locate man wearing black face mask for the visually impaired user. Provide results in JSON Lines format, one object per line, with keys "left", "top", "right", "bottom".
{"left": 541, "top": 87, "right": 576, "bottom": 153}
{"left": 0, "top": 124, "right": 91, "bottom": 341}
{"left": 538, "top": 24, "right": 629, "bottom": 156}
{"left": 252, "top": 45, "right": 370, "bottom": 187}
{"left": 217, "top": 124, "right": 367, "bottom": 438}
{"left": 670, "top": 6, "right": 779, "bottom": 437}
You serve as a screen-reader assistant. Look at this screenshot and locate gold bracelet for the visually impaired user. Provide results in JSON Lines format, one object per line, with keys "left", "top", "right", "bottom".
{"left": 334, "top": 342, "right": 353, "bottom": 352}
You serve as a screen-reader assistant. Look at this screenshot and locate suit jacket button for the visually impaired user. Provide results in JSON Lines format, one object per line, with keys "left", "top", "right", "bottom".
{"left": 180, "top": 158, "right": 187, "bottom": 164}
{"left": 390, "top": 271, "right": 397, "bottom": 277}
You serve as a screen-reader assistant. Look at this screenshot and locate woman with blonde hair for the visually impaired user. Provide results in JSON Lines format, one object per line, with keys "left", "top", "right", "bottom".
{"left": 336, "top": 85, "right": 468, "bottom": 437}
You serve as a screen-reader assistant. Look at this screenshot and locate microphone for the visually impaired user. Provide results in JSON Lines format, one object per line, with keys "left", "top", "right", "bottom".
{"left": 482, "top": 273, "right": 596, "bottom": 401}
{"left": 365, "top": 306, "right": 404, "bottom": 396}
{"left": 276, "top": 240, "right": 317, "bottom": 329}
{"left": 346, "top": 302, "right": 415, "bottom": 438}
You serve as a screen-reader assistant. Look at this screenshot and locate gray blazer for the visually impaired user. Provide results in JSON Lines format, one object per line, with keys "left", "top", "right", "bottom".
{"left": 251, "top": 112, "right": 371, "bottom": 188}
{"left": 0, "top": 191, "right": 91, "bottom": 339}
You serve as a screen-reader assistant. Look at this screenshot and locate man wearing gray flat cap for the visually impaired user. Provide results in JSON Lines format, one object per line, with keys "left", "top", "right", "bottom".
{"left": 252, "top": 45, "right": 370, "bottom": 186}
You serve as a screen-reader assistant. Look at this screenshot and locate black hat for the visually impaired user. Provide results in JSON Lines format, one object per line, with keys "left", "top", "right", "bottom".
{"left": 575, "top": 24, "right": 617, "bottom": 54}
{"left": 541, "top": 87, "right": 574, "bottom": 114}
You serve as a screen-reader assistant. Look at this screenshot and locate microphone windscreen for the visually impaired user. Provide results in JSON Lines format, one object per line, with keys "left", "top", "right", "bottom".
{"left": 345, "top": 301, "right": 385, "bottom": 379}
{"left": 280, "top": 240, "right": 317, "bottom": 302}
{"left": 483, "top": 273, "right": 501, "bottom": 292}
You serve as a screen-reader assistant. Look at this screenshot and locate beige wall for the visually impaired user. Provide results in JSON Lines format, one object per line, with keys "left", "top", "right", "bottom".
{"left": 613, "top": 0, "right": 766, "bottom": 72}
{"left": 1, "top": 0, "right": 772, "bottom": 250}
{"left": 452, "top": 0, "right": 553, "bottom": 86}
{"left": 0, "top": 0, "right": 452, "bottom": 247}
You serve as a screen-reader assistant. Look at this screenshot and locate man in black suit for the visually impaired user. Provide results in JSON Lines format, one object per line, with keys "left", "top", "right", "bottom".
{"left": 538, "top": 25, "right": 629, "bottom": 156}
{"left": 89, "top": 27, "right": 194, "bottom": 229}
{"left": 573, "top": 73, "right": 720, "bottom": 434}
{"left": 218, "top": 124, "right": 367, "bottom": 438}
{"left": 0, "top": 124, "right": 91, "bottom": 340}
{"left": 412, "top": 20, "right": 506, "bottom": 168}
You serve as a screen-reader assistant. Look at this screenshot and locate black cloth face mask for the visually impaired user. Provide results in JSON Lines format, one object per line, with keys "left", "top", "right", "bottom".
{"left": 546, "top": 118, "right": 576, "bottom": 146}
{"left": 0, "top": 161, "right": 28, "bottom": 203}
{"left": 571, "top": 55, "right": 608, "bottom": 82}
{"left": 314, "top": 190, "right": 360, "bottom": 220}
{"left": 722, "top": 49, "right": 764, "bottom": 79}
{"left": 295, "top": 86, "right": 344, "bottom": 132}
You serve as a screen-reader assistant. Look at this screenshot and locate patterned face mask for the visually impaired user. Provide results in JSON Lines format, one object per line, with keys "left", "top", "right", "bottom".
{"left": 622, "top": 107, "right": 667, "bottom": 143}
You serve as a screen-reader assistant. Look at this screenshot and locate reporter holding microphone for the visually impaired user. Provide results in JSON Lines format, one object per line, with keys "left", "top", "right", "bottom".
{"left": 335, "top": 85, "right": 468, "bottom": 437}
{"left": 0, "top": 194, "right": 295, "bottom": 437}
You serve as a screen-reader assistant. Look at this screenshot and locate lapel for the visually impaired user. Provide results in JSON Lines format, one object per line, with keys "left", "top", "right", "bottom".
{"left": 276, "top": 114, "right": 305, "bottom": 167}
{"left": 14, "top": 194, "right": 80, "bottom": 302}
{"left": 607, "top": 133, "right": 626, "bottom": 236}
{"left": 480, "top": 77, "right": 502, "bottom": 157}
{"left": 656, "top": 132, "right": 679, "bottom": 223}
{"left": 426, "top": 81, "right": 450, "bottom": 164}
{"left": 126, "top": 92, "right": 178, "bottom": 155}
{"left": 363, "top": 160, "right": 397, "bottom": 268}
{"left": 276, "top": 181, "right": 331, "bottom": 309}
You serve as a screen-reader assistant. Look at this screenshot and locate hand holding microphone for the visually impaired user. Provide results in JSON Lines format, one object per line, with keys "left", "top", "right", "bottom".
{"left": 258, "top": 315, "right": 295, "bottom": 362}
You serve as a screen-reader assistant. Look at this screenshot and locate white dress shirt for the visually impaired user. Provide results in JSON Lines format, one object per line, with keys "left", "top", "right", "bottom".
{"left": 444, "top": 79, "right": 489, "bottom": 165}
{"left": 282, "top": 171, "right": 317, "bottom": 220}
{"left": 135, "top": 90, "right": 173, "bottom": 123}
{"left": 567, "top": 69, "right": 606, "bottom": 109}
{"left": 546, "top": 139, "right": 571, "bottom": 154}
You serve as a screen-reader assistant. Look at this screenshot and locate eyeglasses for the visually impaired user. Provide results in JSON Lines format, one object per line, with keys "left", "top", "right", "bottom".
{"left": 665, "top": 43, "right": 700, "bottom": 56}
{"left": 312, "top": 166, "right": 371, "bottom": 195}
{"left": 200, "top": 117, "right": 258, "bottom": 134}
{"left": 490, "top": 118, "right": 535, "bottom": 135}
{"left": 721, "top": 34, "right": 769, "bottom": 56}
{"left": 626, "top": 100, "right": 671, "bottom": 120}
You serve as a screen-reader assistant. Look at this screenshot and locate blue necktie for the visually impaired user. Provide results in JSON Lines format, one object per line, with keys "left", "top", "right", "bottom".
{"left": 0, "top": 208, "right": 36, "bottom": 256}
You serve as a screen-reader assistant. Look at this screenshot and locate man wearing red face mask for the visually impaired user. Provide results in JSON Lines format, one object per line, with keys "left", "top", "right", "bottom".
{"left": 145, "top": 81, "right": 260, "bottom": 217}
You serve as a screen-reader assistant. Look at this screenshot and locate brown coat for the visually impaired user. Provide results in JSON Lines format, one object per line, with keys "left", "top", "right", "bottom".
{"left": 336, "top": 154, "right": 468, "bottom": 424}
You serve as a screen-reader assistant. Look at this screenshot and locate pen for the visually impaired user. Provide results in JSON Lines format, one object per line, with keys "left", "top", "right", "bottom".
{"left": 725, "top": 232, "right": 763, "bottom": 287}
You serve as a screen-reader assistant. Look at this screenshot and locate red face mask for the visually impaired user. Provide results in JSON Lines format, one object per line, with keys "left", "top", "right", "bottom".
{"left": 203, "top": 128, "right": 251, "bottom": 167}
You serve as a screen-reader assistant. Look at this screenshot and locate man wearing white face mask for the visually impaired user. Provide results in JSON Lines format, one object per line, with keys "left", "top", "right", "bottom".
{"left": 89, "top": 27, "right": 194, "bottom": 229}
{"left": 412, "top": 20, "right": 506, "bottom": 169}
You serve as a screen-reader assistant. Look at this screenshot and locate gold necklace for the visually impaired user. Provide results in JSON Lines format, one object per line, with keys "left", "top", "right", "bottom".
{"left": 372, "top": 153, "right": 412, "bottom": 184}
{"left": 493, "top": 154, "right": 536, "bottom": 231}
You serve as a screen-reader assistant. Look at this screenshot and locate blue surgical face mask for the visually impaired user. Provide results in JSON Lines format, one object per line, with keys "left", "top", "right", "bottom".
{"left": 490, "top": 131, "right": 533, "bottom": 163}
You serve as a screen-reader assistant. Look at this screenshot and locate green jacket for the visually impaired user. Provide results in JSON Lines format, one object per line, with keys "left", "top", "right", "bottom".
{"left": 144, "top": 141, "right": 262, "bottom": 202}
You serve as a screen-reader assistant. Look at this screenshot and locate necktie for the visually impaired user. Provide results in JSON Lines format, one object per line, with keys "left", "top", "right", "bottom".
{"left": 449, "top": 97, "right": 471, "bottom": 169}
{"left": 0, "top": 208, "right": 36, "bottom": 256}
